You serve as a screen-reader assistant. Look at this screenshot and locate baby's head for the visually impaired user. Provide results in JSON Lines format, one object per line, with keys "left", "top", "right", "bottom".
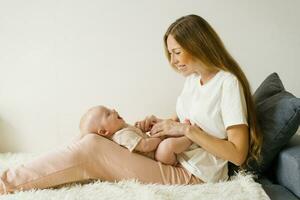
{"left": 79, "top": 105, "right": 126, "bottom": 138}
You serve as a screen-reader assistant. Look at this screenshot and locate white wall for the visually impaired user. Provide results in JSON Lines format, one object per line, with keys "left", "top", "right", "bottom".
{"left": 1, "top": 0, "right": 299, "bottom": 152}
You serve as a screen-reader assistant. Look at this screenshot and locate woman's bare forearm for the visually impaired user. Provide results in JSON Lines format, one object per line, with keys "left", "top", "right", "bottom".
{"left": 185, "top": 127, "right": 244, "bottom": 166}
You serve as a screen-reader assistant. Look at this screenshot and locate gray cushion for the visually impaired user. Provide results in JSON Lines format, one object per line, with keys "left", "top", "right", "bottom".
{"left": 247, "top": 73, "right": 300, "bottom": 174}
{"left": 276, "top": 144, "right": 300, "bottom": 198}
{"left": 254, "top": 72, "right": 285, "bottom": 103}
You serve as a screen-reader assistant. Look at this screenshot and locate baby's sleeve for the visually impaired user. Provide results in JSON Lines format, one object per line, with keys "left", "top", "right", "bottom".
{"left": 112, "top": 129, "right": 143, "bottom": 152}
{"left": 221, "top": 76, "right": 248, "bottom": 130}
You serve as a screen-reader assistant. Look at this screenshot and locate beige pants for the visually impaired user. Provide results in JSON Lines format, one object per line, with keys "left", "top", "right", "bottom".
{"left": 0, "top": 134, "right": 203, "bottom": 194}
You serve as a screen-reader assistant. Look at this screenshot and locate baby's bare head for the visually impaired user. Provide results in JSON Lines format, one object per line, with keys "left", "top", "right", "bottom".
{"left": 79, "top": 105, "right": 106, "bottom": 134}
{"left": 79, "top": 105, "right": 126, "bottom": 137}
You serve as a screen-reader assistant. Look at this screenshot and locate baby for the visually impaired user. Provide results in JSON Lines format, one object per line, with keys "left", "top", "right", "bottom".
{"left": 79, "top": 105, "right": 193, "bottom": 165}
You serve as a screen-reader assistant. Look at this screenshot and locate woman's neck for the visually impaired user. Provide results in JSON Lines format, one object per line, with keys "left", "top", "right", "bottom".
{"left": 196, "top": 68, "right": 220, "bottom": 85}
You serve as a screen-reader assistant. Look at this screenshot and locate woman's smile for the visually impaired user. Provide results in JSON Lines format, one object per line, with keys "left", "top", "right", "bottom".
{"left": 177, "top": 65, "right": 187, "bottom": 70}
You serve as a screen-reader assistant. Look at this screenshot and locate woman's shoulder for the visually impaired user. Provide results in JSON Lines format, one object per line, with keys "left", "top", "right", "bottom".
{"left": 219, "top": 70, "right": 245, "bottom": 96}
{"left": 220, "top": 70, "right": 236, "bottom": 79}
{"left": 219, "top": 70, "right": 239, "bottom": 85}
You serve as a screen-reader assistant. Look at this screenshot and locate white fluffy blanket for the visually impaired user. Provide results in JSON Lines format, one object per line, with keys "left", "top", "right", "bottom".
{"left": 0, "top": 153, "right": 270, "bottom": 200}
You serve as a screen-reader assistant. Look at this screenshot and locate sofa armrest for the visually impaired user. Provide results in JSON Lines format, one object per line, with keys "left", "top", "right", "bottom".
{"left": 275, "top": 134, "right": 300, "bottom": 198}
{"left": 262, "top": 184, "right": 300, "bottom": 200}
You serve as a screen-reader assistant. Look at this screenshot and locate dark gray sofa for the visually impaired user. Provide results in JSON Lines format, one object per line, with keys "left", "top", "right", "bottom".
{"left": 243, "top": 72, "right": 300, "bottom": 200}
{"left": 258, "top": 133, "right": 300, "bottom": 200}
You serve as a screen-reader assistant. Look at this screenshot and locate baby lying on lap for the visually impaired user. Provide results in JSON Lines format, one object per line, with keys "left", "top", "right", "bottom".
{"left": 79, "top": 105, "right": 193, "bottom": 166}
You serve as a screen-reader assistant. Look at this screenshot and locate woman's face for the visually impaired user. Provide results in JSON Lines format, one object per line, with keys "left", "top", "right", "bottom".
{"left": 166, "top": 35, "right": 200, "bottom": 76}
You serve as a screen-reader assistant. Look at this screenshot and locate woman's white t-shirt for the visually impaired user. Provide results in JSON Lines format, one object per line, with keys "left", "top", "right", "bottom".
{"left": 176, "top": 70, "right": 248, "bottom": 183}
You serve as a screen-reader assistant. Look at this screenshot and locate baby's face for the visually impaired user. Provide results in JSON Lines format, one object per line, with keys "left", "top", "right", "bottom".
{"left": 94, "top": 106, "right": 126, "bottom": 137}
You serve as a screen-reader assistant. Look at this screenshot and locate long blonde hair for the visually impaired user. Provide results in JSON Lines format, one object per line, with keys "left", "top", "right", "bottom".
{"left": 164, "top": 14, "right": 263, "bottom": 168}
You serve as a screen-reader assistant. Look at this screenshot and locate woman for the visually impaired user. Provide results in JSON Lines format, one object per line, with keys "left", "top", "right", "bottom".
{"left": 0, "top": 14, "right": 262, "bottom": 194}
{"left": 137, "top": 14, "right": 263, "bottom": 183}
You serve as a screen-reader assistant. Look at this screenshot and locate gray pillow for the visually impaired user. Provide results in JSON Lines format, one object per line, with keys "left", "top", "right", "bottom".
{"left": 247, "top": 72, "right": 300, "bottom": 174}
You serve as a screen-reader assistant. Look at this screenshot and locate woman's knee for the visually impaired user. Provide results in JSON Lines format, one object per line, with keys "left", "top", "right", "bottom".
{"left": 81, "top": 133, "right": 101, "bottom": 143}
{"left": 80, "top": 134, "right": 103, "bottom": 149}
{"left": 78, "top": 133, "right": 113, "bottom": 155}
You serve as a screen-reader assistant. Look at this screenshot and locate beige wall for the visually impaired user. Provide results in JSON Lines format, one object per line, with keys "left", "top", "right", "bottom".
{"left": 1, "top": 0, "right": 299, "bottom": 152}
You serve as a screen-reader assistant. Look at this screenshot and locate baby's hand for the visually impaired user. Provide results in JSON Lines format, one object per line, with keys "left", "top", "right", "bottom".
{"left": 135, "top": 115, "right": 160, "bottom": 133}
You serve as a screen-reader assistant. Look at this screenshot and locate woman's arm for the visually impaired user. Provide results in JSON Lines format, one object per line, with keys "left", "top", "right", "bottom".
{"left": 186, "top": 124, "right": 249, "bottom": 166}
{"left": 150, "top": 120, "right": 249, "bottom": 166}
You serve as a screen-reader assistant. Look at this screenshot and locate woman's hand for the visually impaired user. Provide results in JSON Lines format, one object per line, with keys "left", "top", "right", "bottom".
{"left": 135, "top": 115, "right": 162, "bottom": 132}
{"left": 150, "top": 119, "right": 190, "bottom": 137}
